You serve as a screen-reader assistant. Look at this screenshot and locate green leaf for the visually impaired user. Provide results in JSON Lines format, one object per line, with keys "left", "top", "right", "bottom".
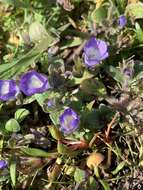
{"left": 86, "top": 100, "right": 95, "bottom": 111}
{"left": 21, "top": 147, "right": 57, "bottom": 157}
{"left": 14, "top": 108, "right": 30, "bottom": 123}
{"left": 111, "top": 161, "right": 126, "bottom": 175}
{"left": 29, "top": 22, "right": 48, "bottom": 43}
{"left": 82, "top": 109, "right": 102, "bottom": 130}
{"left": 35, "top": 91, "right": 51, "bottom": 108}
{"left": 23, "top": 95, "right": 36, "bottom": 105}
{"left": 0, "top": 36, "right": 53, "bottom": 79}
{"left": 70, "top": 70, "right": 93, "bottom": 86}
{"left": 49, "top": 111, "right": 61, "bottom": 125}
{"left": 0, "top": 175, "right": 9, "bottom": 183}
{"left": 80, "top": 78, "right": 107, "bottom": 97}
{"left": 5, "top": 119, "right": 20, "bottom": 133}
{"left": 91, "top": 6, "right": 107, "bottom": 23}
{"left": 60, "top": 37, "right": 82, "bottom": 50}
{"left": 48, "top": 125, "right": 62, "bottom": 140}
{"left": 10, "top": 158, "right": 16, "bottom": 187}
{"left": 135, "top": 22, "right": 143, "bottom": 43}
{"left": 105, "top": 65, "right": 124, "bottom": 84}
{"left": 99, "top": 104, "right": 115, "bottom": 121}
{"left": 99, "top": 180, "right": 111, "bottom": 190}
{"left": 126, "top": 3, "right": 143, "bottom": 19}
{"left": 88, "top": 176, "right": 98, "bottom": 190}
{"left": 57, "top": 141, "right": 69, "bottom": 154}
{"left": 1, "top": 0, "right": 28, "bottom": 8}
{"left": 74, "top": 168, "right": 86, "bottom": 183}
{"left": 132, "top": 61, "right": 143, "bottom": 82}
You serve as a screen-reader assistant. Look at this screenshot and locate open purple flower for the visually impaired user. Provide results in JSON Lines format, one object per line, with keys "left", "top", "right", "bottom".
{"left": 0, "top": 80, "right": 19, "bottom": 101}
{"left": 59, "top": 108, "right": 80, "bottom": 134}
{"left": 118, "top": 15, "right": 127, "bottom": 28}
{"left": 0, "top": 160, "right": 7, "bottom": 169}
{"left": 19, "top": 70, "right": 50, "bottom": 96}
{"left": 83, "top": 37, "right": 109, "bottom": 67}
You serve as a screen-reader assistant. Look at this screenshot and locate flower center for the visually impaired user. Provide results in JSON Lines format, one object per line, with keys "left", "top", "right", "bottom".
{"left": 29, "top": 75, "right": 43, "bottom": 89}
{"left": 64, "top": 115, "right": 73, "bottom": 128}
{"left": 87, "top": 47, "right": 101, "bottom": 60}
{"left": 0, "top": 82, "right": 10, "bottom": 95}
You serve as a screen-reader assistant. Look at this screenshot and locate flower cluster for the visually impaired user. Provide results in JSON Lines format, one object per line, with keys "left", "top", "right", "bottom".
{"left": 0, "top": 70, "right": 51, "bottom": 101}
{"left": 0, "top": 16, "right": 126, "bottom": 134}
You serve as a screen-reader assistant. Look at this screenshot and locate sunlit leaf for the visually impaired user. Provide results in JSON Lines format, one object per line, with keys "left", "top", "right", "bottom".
{"left": 135, "top": 22, "right": 143, "bottom": 43}
{"left": 74, "top": 168, "right": 86, "bottom": 183}
{"left": 99, "top": 180, "right": 111, "bottom": 190}
{"left": 91, "top": 5, "right": 107, "bottom": 23}
{"left": 0, "top": 36, "right": 53, "bottom": 79}
{"left": 126, "top": 2, "right": 143, "bottom": 19}
{"left": 111, "top": 161, "right": 126, "bottom": 175}
{"left": 21, "top": 147, "right": 57, "bottom": 157}
{"left": 5, "top": 119, "right": 20, "bottom": 132}
{"left": 10, "top": 158, "right": 16, "bottom": 187}
{"left": 14, "top": 108, "right": 30, "bottom": 123}
{"left": 29, "top": 22, "right": 48, "bottom": 43}
{"left": 60, "top": 37, "right": 82, "bottom": 50}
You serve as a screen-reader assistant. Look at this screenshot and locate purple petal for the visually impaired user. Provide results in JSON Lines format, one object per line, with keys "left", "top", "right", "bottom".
{"left": 0, "top": 80, "right": 19, "bottom": 101}
{"left": 118, "top": 15, "right": 127, "bottom": 28}
{"left": 59, "top": 108, "right": 80, "bottom": 134}
{"left": 19, "top": 70, "right": 51, "bottom": 96}
{"left": 0, "top": 160, "right": 7, "bottom": 169}
{"left": 98, "top": 40, "right": 108, "bottom": 57}
{"left": 84, "top": 37, "right": 98, "bottom": 52}
{"left": 100, "top": 52, "right": 109, "bottom": 60}
{"left": 83, "top": 37, "right": 108, "bottom": 67}
{"left": 84, "top": 54, "right": 100, "bottom": 67}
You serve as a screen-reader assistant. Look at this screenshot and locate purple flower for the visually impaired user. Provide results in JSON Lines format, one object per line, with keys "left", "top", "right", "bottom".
{"left": 118, "top": 15, "right": 127, "bottom": 28}
{"left": 19, "top": 70, "right": 50, "bottom": 96}
{"left": 59, "top": 108, "right": 80, "bottom": 134}
{"left": 0, "top": 80, "right": 19, "bottom": 101}
{"left": 83, "top": 37, "right": 109, "bottom": 67}
{"left": 0, "top": 160, "right": 7, "bottom": 169}
{"left": 47, "top": 99, "right": 54, "bottom": 108}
